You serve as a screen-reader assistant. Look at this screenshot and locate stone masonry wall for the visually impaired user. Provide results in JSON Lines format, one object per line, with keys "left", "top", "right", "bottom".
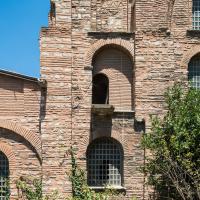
{"left": 40, "top": 0, "right": 73, "bottom": 197}
{"left": 91, "top": 0, "right": 129, "bottom": 32}
{"left": 40, "top": 0, "right": 144, "bottom": 199}
{"left": 135, "top": 0, "right": 200, "bottom": 127}
{"left": 71, "top": 0, "right": 143, "bottom": 199}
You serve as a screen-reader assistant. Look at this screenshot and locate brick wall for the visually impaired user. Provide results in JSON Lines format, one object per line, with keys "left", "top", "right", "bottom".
{"left": 0, "top": 129, "right": 41, "bottom": 199}
{"left": 40, "top": 0, "right": 144, "bottom": 199}
{"left": 135, "top": 2, "right": 200, "bottom": 196}
{"left": 0, "top": 75, "right": 41, "bottom": 133}
{"left": 0, "top": 74, "right": 41, "bottom": 198}
{"left": 135, "top": 0, "right": 200, "bottom": 126}
{"left": 40, "top": 0, "right": 73, "bottom": 197}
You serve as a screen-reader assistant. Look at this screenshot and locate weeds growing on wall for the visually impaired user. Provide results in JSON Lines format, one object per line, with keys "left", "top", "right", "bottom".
{"left": 0, "top": 177, "right": 10, "bottom": 200}
{"left": 17, "top": 177, "right": 43, "bottom": 200}
{"left": 16, "top": 147, "right": 138, "bottom": 200}
{"left": 16, "top": 177, "right": 58, "bottom": 200}
{"left": 68, "top": 147, "right": 121, "bottom": 200}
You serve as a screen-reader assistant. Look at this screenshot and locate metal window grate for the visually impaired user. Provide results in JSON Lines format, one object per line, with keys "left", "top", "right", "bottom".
{"left": 188, "top": 56, "right": 200, "bottom": 89}
{"left": 193, "top": 0, "right": 200, "bottom": 30}
{"left": 87, "top": 138, "right": 123, "bottom": 187}
{"left": 0, "top": 152, "right": 9, "bottom": 200}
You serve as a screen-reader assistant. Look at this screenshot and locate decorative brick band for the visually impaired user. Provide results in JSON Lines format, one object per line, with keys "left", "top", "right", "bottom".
{"left": 85, "top": 39, "right": 134, "bottom": 66}
{"left": 181, "top": 45, "right": 200, "bottom": 67}
{"left": 0, "top": 120, "right": 41, "bottom": 160}
{"left": 0, "top": 142, "right": 16, "bottom": 171}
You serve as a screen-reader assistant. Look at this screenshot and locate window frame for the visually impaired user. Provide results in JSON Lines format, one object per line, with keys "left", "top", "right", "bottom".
{"left": 86, "top": 137, "right": 124, "bottom": 189}
{"left": 192, "top": 0, "right": 200, "bottom": 30}
{"left": 188, "top": 54, "right": 200, "bottom": 89}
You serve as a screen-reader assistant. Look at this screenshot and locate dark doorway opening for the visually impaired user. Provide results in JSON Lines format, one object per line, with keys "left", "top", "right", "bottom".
{"left": 92, "top": 74, "right": 109, "bottom": 104}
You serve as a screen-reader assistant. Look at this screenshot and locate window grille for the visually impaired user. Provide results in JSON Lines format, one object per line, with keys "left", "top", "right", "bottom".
{"left": 188, "top": 56, "right": 200, "bottom": 89}
{"left": 87, "top": 138, "right": 123, "bottom": 187}
{"left": 193, "top": 0, "right": 200, "bottom": 30}
{"left": 0, "top": 152, "right": 9, "bottom": 200}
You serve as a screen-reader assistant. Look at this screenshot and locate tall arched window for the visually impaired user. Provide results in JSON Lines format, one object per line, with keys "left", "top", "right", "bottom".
{"left": 193, "top": 0, "right": 200, "bottom": 30}
{"left": 0, "top": 152, "right": 9, "bottom": 199}
{"left": 87, "top": 138, "right": 123, "bottom": 187}
{"left": 188, "top": 54, "right": 200, "bottom": 88}
{"left": 92, "top": 74, "right": 109, "bottom": 104}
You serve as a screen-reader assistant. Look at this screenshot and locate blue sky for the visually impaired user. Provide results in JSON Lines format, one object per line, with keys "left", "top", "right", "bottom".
{"left": 0, "top": 0, "right": 50, "bottom": 78}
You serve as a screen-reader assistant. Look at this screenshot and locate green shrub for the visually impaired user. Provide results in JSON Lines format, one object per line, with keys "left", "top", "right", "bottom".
{"left": 0, "top": 177, "right": 10, "bottom": 200}
{"left": 142, "top": 83, "right": 200, "bottom": 199}
{"left": 17, "top": 177, "right": 43, "bottom": 200}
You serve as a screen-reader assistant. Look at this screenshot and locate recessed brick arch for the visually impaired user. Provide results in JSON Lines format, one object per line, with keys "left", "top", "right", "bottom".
{"left": 181, "top": 45, "right": 200, "bottom": 67}
{"left": 88, "top": 39, "right": 134, "bottom": 110}
{"left": 85, "top": 39, "right": 134, "bottom": 66}
{"left": 0, "top": 120, "right": 41, "bottom": 160}
{"left": 86, "top": 136, "right": 124, "bottom": 156}
{"left": 0, "top": 142, "right": 16, "bottom": 171}
{"left": 79, "top": 133, "right": 129, "bottom": 157}
{"left": 90, "top": 132, "right": 129, "bottom": 154}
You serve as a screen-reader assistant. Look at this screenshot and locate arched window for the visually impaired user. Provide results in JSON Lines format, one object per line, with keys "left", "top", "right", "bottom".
{"left": 92, "top": 74, "right": 109, "bottom": 104}
{"left": 188, "top": 54, "right": 200, "bottom": 88}
{"left": 193, "top": 0, "right": 200, "bottom": 30}
{"left": 87, "top": 138, "right": 123, "bottom": 187}
{"left": 0, "top": 152, "right": 9, "bottom": 199}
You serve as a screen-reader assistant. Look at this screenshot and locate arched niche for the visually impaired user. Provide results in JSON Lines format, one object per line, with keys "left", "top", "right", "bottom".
{"left": 92, "top": 46, "right": 133, "bottom": 110}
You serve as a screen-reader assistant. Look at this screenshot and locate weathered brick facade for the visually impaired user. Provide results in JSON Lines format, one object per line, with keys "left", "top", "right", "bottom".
{"left": 0, "top": 73, "right": 42, "bottom": 198}
{"left": 0, "top": 0, "right": 200, "bottom": 199}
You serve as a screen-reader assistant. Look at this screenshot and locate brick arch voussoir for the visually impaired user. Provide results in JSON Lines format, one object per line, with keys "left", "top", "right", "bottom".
{"left": 89, "top": 133, "right": 128, "bottom": 155}
{"left": 110, "top": 133, "right": 128, "bottom": 154}
{"left": 85, "top": 39, "right": 134, "bottom": 67}
{"left": 0, "top": 120, "right": 41, "bottom": 160}
{"left": 181, "top": 45, "right": 200, "bottom": 67}
{"left": 94, "top": 69, "right": 116, "bottom": 80}
{"left": 0, "top": 142, "right": 16, "bottom": 171}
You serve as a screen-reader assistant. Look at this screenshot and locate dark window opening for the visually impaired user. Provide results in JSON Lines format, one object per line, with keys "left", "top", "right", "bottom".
{"left": 92, "top": 74, "right": 109, "bottom": 104}
{"left": 0, "top": 152, "right": 9, "bottom": 199}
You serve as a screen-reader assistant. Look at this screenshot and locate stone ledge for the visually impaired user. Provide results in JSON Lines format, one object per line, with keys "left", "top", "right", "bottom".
{"left": 92, "top": 104, "right": 115, "bottom": 116}
{"left": 89, "top": 186, "right": 126, "bottom": 192}
{"left": 187, "top": 30, "right": 200, "bottom": 37}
